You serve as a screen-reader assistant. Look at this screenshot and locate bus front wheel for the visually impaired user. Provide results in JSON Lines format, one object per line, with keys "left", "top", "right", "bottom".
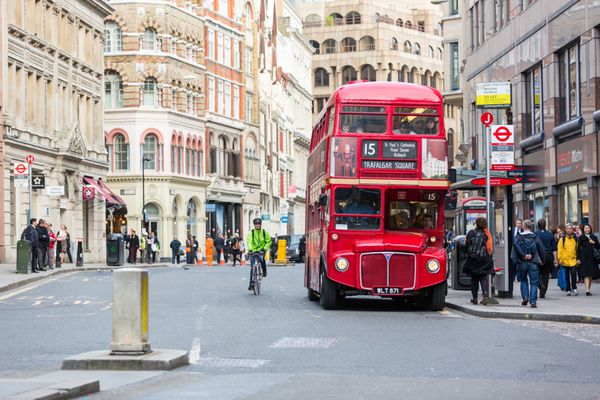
{"left": 319, "top": 269, "right": 340, "bottom": 310}
{"left": 429, "top": 281, "right": 447, "bottom": 311}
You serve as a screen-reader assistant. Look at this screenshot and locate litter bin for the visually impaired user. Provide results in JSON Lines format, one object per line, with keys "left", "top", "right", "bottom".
{"left": 107, "top": 234, "right": 125, "bottom": 266}
{"left": 16, "top": 240, "right": 32, "bottom": 274}
{"left": 451, "top": 235, "right": 471, "bottom": 290}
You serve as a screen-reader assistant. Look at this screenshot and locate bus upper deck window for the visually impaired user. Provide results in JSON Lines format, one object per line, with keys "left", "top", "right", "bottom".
{"left": 392, "top": 107, "right": 439, "bottom": 135}
{"left": 341, "top": 106, "right": 387, "bottom": 134}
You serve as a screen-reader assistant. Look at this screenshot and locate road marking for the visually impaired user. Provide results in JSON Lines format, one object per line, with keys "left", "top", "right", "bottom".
{"left": 270, "top": 337, "right": 337, "bottom": 348}
{"left": 0, "top": 275, "right": 72, "bottom": 301}
{"left": 53, "top": 301, "right": 60, "bottom": 305}
{"left": 195, "top": 357, "right": 268, "bottom": 368}
{"left": 47, "top": 296, "right": 54, "bottom": 299}
{"left": 32, "top": 300, "right": 42, "bottom": 306}
{"left": 101, "top": 305, "right": 112, "bottom": 311}
{"left": 74, "top": 300, "right": 82, "bottom": 305}
{"left": 83, "top": 300, "right": 91, "bottom": 305}
{"left": 189, "top": 338, "right": 201, "bottom": 364}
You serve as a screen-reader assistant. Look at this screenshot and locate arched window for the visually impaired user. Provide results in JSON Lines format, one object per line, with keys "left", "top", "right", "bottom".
{"left": 219, "top": 136, "right": 227, "bottom": 175}
{"left": 396, "top": 18, "right": 403, "bottom": 27}
{"left": 314, "top": 68, "right": 329, "bottom": 87}
{"left": 309, "top": 40, "right": 320, "bottom": 54}
{"left": 142, "top": 77, "right": 157, "bottom": 107}
{"left": 409, "top": 67, "right": 419, "bottom": 84}
{"left": 428, "top": 46, "right": 434, "bottom": 58}
{"left": 390, "top": 37, "right": 398, "bottom": 51}
{"left": 305, "top": 14, "right": 321, "bottom": 27}
{"left": 405, "top": 20, "right": 413, "bottom": 29}
{"left": 113, "top": 134, "right": 129, "bottom": 171}
{"left": 172, "top": 199, "right": 178, "bottom": 238}
{"left": 187, "top": 200, "right": 197, "bottom": 236}
{"left": 245, "top": 3, "right": 253, "bottom": 29}
{"left": 341, "top": 37, "right": 357, "bottom": 52}
{"left": 197, "top": 141, "right": 203, "bottom": 176}
{"left": 104, "top": 22, "right": 122, "bottom": 53}
{"left": 142, "top": 28, "right": 157, "bottom": 51}
{"left": 322, "top": 39, "right": 337, "bottom": 54}
{"left": 360, "top": 65, "right": 376, "bottom": 82}
{"left": 244, "top": 136, "right": 259, "bottom": 183}
{"left": 342, "top": 66, "right": 357, "bottom": 84}
{"left": 359, "top": 36, "right": 375, "bottom": 51}
{"left": 345, "top": 11, "right": 361, "bottom": 25}
{"left": 104, "top": 71, "right": 123, "bottom": 108}
{"left": 403, "top": 41, "right": 412, "bottom": 53}
{"left": 326, "top": 12, "right": 343, "bottom": 26}
{"left": 437, "top": 47, "right": 443, "bottom": 60}
{"left": 413, "top": 43, "right": 421, "bottom": 55}
{"left": 142, "top": 134, "right": 158, "bottom": 170}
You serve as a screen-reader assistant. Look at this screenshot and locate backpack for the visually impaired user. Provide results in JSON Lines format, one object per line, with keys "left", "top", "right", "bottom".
{"left": 467, "top": 229, "right": 488, "bottom": 260}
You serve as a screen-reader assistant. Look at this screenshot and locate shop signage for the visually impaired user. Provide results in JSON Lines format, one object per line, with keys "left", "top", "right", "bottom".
{"left": 82, "top": 185, "right": 95, "bottom": 201}
{"left": 47, "top": 186, "right": 65, "bottom": 196}
{"left": 556, "top": 136, "right": 597, "bottom": 185}
{"left": 120, "top": 189, "right": 135, "bottom": 195}
{"left": 31, "top": 174, "right": 45, "bottom": 189}
{"left": 205, "top": 203, "right": 216, "bottom": 212}
{"left": 261, "top": 213, "right": 270, "bottom": 221}
{"left": 476, "top": 82, "right": 512, "bottom": 108}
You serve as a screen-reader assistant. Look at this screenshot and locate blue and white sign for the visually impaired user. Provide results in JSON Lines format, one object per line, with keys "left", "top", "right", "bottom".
{"left": 281, "top": 215, "right": 288, "bottom": 224}
{"left": 205, "top": 203, "right": 216, "bottom": 212}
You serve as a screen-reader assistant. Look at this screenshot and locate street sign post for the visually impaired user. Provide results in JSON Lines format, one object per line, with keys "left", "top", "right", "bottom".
{"left": 491, "top": 125, "right": 515, "bottom": 171}
{"left": 26, "top": 154, "right": 35, "bottom": 164}
{"left": 481, "top": 112, "right": 494, "bottom": 127}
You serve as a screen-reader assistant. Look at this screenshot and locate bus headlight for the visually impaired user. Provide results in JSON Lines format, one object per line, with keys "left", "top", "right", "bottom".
{"left": 425, "top": 259, "right": 440, "bottom": 274}
{"left": 335, "top": 257, "right": 350, "bottom": 272}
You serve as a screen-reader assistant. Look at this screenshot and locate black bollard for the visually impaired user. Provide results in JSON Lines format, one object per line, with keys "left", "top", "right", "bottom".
{"left": 76, "top": 236, "right": 84, "bottom": 267}
{"left": 55, "top": 241, "right": 62, "bottom": 268}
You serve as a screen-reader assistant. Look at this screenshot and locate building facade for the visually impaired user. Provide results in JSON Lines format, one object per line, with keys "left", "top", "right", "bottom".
{"left": 103, "top": 1, "right": 209, "bottom": 254}
{"left": 2, "top": 0, "right": 113, "bottom": 263}
{"left": 296, "top": 0, "right": 445, "bottom": 121}
{"left": 445, "top": 0, "right": 600, "bottom": 230}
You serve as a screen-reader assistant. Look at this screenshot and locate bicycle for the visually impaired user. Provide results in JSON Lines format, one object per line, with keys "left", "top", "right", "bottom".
{"left": 250, "top": 251, "right": 265, "bottom": 295}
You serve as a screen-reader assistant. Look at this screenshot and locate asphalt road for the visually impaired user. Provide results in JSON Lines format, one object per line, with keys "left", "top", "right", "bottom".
{"left": 1, "top": 265, "right": 600, "bottom": 399}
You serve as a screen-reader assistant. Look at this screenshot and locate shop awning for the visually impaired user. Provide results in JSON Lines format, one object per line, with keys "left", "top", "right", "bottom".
{"left": 82, "top": 177, "right": 127, "bottom": 211}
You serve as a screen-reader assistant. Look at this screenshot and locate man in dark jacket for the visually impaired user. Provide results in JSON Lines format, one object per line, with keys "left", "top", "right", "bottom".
{"left": 170, "top": 236, "right": 181, "bottom": 264}
{"left": 535, "top": 219, "right": 558, "bottom": 298}
{"left": 214, "top": 234, "right": 225, "bottom": 263}
{"left": 512, "top": 219, "right": 545, "bottom": 308}
{"left": 36, "top": 219, "right": 50, "bottom": 271}
{"left": 21, "top": 218, "right": 40, "bottom": 273}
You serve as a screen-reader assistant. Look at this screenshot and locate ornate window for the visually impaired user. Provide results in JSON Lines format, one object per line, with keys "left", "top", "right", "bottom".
{"left": 142, "top": 135, "right": 158, "bottom": 170}
{"left": 142, "top": 77, "right": 157, "bottom": 107}
{"left": 142, "top": 28, "right": 157, "bottom": 51}
{"left": 345, "top": 11, "right": 361, "bottom": 25}
{"left": 113, "top": 134, "right": 129, "bottom": 171}
{"left": 360, "top": 65, "right": 376, "bottom": 82}
{"left": 104, "top": 22, "right": 122, "bottom": 53}
{"left": 104, "top": 71, "right": 123, "bottom": 108}
{"left": 342, "top": 66, "right": 357, "bottom": 84}
{"left": 314, "top": 68, "right": 329, "bottom": 87}
{"left": 341, "top": 37, "right": 357, "bottom": 52}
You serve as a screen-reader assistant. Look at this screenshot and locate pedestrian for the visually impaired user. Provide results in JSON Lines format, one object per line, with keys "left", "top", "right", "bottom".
{"left": 185, "top": 235, "right": 194, "bottom": 264}
{"left": 47, "top": 223, "right": 57, "bottom": 269}
{"left": 576, "top": 223, "right": 599, "bottom": 296}
{"left": 193, "top": 236, "right": 200, "bottom": 264}
{"left": 270, "top": 234, "right": 279, "bottom": 261}
{"left": 557, "top": 223, "right": 579, "bottom": 296}
{"left": 231, "top": 234, "right": 241, "bottom": 266}
{"left": 127, "top": 229, "right": 140, "bottom": 264}
{"left": 463, "top": 217, "right": 494, "bottom": 305}
{"left": 56, "top": 225, "right": 69, "bottom": 263}
{"left": 512, "top": 219, "right": 545, "bottom": 308}
{"left": 148, "top": 232, "right": 159, "bottom": 263}
{"left": 139, "top": 233, "right": 147, "bottom": 264}
{"left": 513, "top": 218, "right": 523, "bottom": 237}
{"left": 170, "top": 236, "right": 181, "bottom": 264}
{"left": 535, "top": 219, "right": 558, "bottom": 299}
{"left": 36, "top": 219, "right": 49, "bottom": 271}
{"left": 21, "top": 218, "right": 40, "bottom": 273}
{"left": 214, "top": 234, "right": 225, "bottom": 263}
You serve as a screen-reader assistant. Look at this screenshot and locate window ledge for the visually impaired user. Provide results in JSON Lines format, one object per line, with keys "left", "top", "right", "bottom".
{"left": 552, "top": 117, "right": 584, "bottom": 142}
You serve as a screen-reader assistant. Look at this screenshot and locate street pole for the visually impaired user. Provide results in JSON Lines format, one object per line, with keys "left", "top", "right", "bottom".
{"left": 486, "top": 125, "right": 491, "bottom": 225}
{"left": 142, "top": 159, "right": 145, "bottom": 235}
{"left": 28, "top": 165, "right": 32, "bottom": 224}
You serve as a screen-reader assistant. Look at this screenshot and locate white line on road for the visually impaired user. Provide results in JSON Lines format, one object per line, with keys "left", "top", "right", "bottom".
{"left": 83, "top": 300, "right": 91, "bottom": 305}
{"left": 32, "top": 300, "right": 42, "bottom": 306}
{"left": 47, "top": 296, "right": 54, "bottom": 299}
{"left": 0, "top": 274, "right": 73, "bottom": 301}
{"left": 189, "top": 338, "right": 201, "bottom": 364}
{"left": 100, "top": 305, "right": 112, "bottom": 311}
{"left": 73, "top": 300, "right": 82, "bottom": 305}
{"left": 53, "top": 301, "right": 60, "bottom": 305}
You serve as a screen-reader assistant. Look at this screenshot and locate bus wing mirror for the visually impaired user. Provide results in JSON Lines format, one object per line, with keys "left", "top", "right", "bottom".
{"left": 318, "top": 194, "right": 328, "bottom": 207}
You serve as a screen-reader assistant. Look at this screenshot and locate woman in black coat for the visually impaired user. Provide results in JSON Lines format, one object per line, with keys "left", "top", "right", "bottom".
{"left": 576, "top": 224, "right": 600, "bottom": 296}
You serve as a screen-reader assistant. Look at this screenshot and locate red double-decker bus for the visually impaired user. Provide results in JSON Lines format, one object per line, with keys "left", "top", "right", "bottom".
{"left": 305, "top": 82, "right": 450, "bottom": 310}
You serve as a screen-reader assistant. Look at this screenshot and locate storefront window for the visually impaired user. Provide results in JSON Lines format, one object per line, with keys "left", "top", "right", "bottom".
{"left": 562, "top": 183, "right": 588, "bottom": 226}
{"left": 527, "top": 191, "right": 547, "bottom": 226}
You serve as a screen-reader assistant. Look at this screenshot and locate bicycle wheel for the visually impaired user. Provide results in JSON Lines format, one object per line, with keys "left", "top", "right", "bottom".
{"left": 256, "top": 269, "right": 261, "bottom": 295}
{"left": 252, "top": 265, "right": 258, "bottom": 295}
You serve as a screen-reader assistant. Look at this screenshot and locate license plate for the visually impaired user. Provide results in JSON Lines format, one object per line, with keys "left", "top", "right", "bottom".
{"left": 374, "top": 287, "right": 402, "bottom": 295}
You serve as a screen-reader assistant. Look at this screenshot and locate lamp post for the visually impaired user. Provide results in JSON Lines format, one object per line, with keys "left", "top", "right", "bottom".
{"left": 141, "top": 157, "right": 151, "bottom": 234}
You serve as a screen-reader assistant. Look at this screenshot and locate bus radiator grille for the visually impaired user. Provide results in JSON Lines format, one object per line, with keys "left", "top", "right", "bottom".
{"left": 360, "top": 253, "right": 416, "bottom": 290}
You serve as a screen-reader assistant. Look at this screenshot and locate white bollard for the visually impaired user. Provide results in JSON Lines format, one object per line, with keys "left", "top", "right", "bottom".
{"left": 110, "top": 268, "right": 151, "bottom": 355}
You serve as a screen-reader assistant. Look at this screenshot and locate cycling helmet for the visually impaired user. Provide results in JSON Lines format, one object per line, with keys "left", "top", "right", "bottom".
{"left": 253, "top": 218, "right": 262, "bottom": 225}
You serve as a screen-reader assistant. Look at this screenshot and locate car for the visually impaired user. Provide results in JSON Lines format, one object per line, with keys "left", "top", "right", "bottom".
{"left": 286, "top": 234, "right": 306, "bottom": 263}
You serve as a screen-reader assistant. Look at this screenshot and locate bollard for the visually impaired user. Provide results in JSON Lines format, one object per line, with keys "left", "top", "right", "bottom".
{"left": 206, "top": 238, "right": 213, "bottom": 266}
{"left": 110, "top": 268, "right": 151, "bottom": 355}
{"left": 76, "top": 236, "right": 84, "bottom": 267}
{"left": 276, "top": 239, "right": 287, "bottom": 264}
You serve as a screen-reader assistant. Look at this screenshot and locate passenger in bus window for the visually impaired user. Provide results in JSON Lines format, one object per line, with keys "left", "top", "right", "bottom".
{"left": 423, "top": 117, "right": 438, "bottom": 135}
{"left": 394, "top": 119, "right": 416, "bottom": 134}
{"left": 353, "top": 119, "right": 366, "bottom": 133}
{"left": 391, "top": 210, "right": 411, "bottom": 229}
{"left": 422, "top": 214, "right": 434, "bottom": 229}
{"left": 343, "top": 190, "right": 376, "bottom": 215}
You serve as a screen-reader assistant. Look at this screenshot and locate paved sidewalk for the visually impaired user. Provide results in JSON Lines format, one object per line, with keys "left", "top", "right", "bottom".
{"left": 445, "top": 278, "right": 600, "bottom": 324}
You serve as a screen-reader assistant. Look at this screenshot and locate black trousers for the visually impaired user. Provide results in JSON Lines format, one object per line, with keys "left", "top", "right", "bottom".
{"left": 538, "top": 254, "right": 553, "bottom": 297}
{"left": 31, "top": 247, "right": 39, "bottom": 271}
{"left": 565, "top": 267, "right": 578, "bottom": 291}
{"left": 470, "top": 274, "right": 489, "bottom": 299}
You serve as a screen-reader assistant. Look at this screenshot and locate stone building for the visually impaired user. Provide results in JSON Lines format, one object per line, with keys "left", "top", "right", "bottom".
{"left": 103, "top": 1, "right": 209, "bottom": 254}
{"left": 447, "top": 0, "right": 600, "bottom": 229}
{"left": 296, "top": 0, "right": 445, "bottom": 121}
{"left": 1, "top": 0, "right": 113, "bottom": 263}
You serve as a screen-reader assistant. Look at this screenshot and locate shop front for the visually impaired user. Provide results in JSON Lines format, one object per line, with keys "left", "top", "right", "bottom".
{"left": 523, "top": 149, "right": 550, "bottom": 225}
{"left": 556, "top": 135, "right": 597, "bottom": 227}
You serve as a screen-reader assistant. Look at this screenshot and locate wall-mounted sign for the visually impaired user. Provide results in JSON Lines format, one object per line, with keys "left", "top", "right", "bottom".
{"left": 120, "top": 189, "right": 135, "bottom": 195}
{"left": 476, "top": 82, "right": 511, "bottom": 108}
{"left": 47, "top": 186, "right": 65, "bottom": 196}
{"left": 205, "top": 203, "right": 216, "bottom": 212}
{"left": 31, "top": 174, "right": 46, "bottom": 189}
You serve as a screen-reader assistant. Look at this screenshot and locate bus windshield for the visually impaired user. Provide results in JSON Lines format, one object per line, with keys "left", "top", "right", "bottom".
{"left": 334, "top": 187, "right": 381, "bottom": 230}
{"left": 386, "top": 201, "right": 438, "bottom": 230}
{"left": 340, "top": 106, "right": 387, "bottom": 134}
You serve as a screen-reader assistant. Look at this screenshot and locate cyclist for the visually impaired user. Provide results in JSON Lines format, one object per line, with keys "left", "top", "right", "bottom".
{"left": 246, "top": 218, "right": 271, "bottom": 290}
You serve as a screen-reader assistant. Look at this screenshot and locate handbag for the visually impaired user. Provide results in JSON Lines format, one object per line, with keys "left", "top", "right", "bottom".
{"left": 593, "top": 247, "right": 600, "bottom": 261}
{"left": 557, "top": 267, "right": 567, "bottom": 290}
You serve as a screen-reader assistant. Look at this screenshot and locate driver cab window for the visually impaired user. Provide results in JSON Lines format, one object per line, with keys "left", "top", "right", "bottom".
{"left": 334, "top": 187, "right": 381, "bottom": 230}
{"left": 387, "top": 201, "right": 438, "bottom": 230}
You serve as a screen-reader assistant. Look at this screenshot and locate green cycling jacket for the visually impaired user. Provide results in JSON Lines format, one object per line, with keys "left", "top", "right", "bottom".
{"left": 245, "top": 228, "right": 271, "bottom": 253}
